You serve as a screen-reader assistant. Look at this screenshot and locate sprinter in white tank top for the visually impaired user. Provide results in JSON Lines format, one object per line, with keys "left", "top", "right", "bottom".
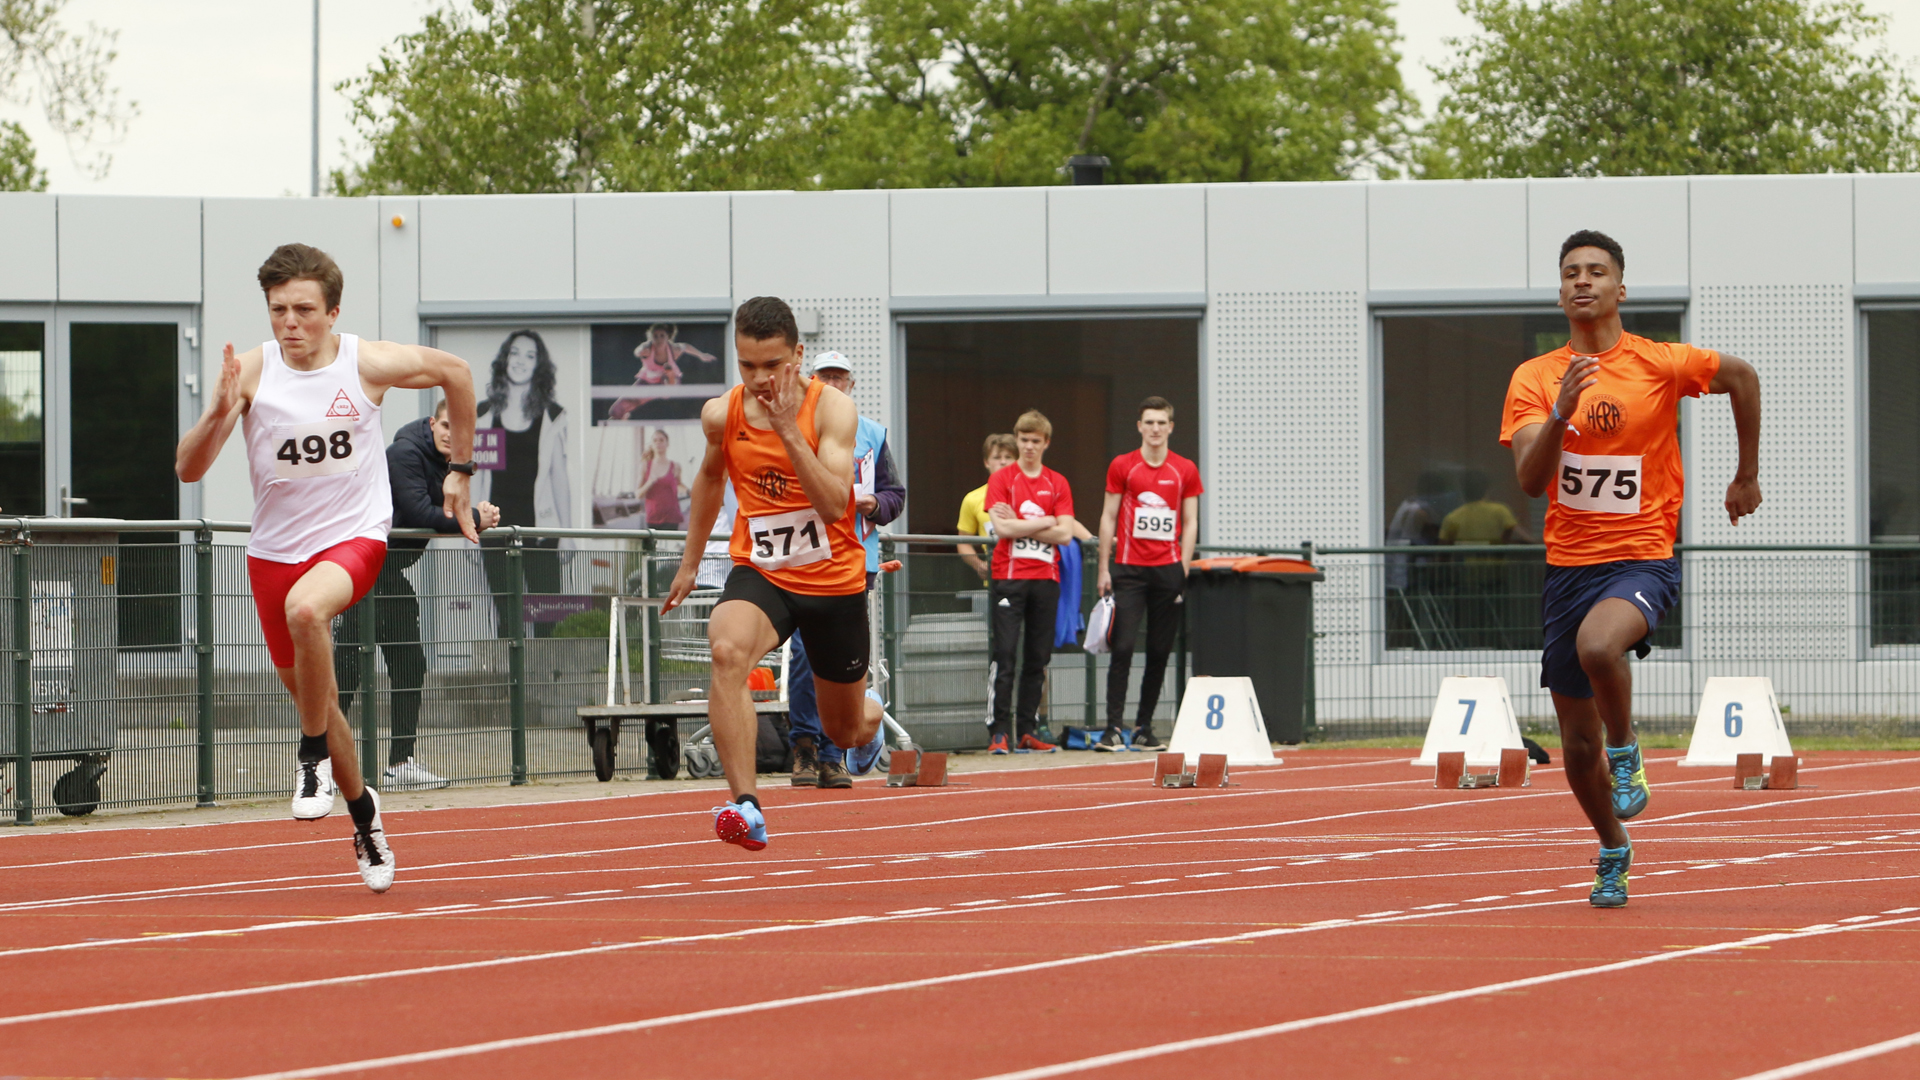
{"left": 175, "top": 243, "right": 481, "bottom": 893}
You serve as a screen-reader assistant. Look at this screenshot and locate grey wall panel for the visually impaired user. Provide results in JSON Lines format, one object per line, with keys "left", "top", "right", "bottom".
{"left": 576, "top": 192, "right": 730, "bottom": 300}
{"left": 1048, "top": 185, "right": 1205, "bottom": 295}
{"left": 379, "top": 198, "right": 420, "bottom": 346}
{"left": 0, "top": 194, "right": 56, "bottom": 300}
{"left": 1367, "top": 180, "right": 1527, "bottom": 292}
{"left": 1855, "top": 175, "right": 1920, "bottom": 285}
{"left": 1206, "top": 291, "right": 1367, "bottom": 552}
{"left": 890, "top": 188, "right": 1046, "bottom": 297}
{"left": 731, "top": 191, "right": 889, "bottom": 299}
{"left": 57, "top": 196, "right": 201, "bottom": 303}
{"left": 197, "top": 198, "right": 386, "bottom": 522}
{"left": 1690, "top": 175, "right": 1852, "bottom": 286}
{"left": 1206, "top": 183, "right": 1366, "bottom": 292}
{"left": 1527, "top": 177, "right": 1689, "bottom": 288}
{"left": 419, "top": 195, "right": 575, "bottom": 302}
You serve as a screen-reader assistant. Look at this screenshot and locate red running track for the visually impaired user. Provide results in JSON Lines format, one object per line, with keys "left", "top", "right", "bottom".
{"left": 2, "top": 749, "right": 1919, "bottom": 1080}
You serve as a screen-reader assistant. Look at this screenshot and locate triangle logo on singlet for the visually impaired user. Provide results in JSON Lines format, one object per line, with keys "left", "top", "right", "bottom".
{"left": 324, "top": 390, "right": 359, "bottom": 419}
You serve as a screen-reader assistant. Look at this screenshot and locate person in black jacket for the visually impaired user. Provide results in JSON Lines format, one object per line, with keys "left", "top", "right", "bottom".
{"left": 334, "top": 398, "right": 500, "bottom": 790}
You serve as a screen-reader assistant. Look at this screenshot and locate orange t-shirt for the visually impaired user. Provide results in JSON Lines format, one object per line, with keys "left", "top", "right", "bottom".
{"left": 723, "top": 381, "right": 866, "bottom": 596}
{"left": 1500, "top": 332, "right": 1719, "bottom": 567}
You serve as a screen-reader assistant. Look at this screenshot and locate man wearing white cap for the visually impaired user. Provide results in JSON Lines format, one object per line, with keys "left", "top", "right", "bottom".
{"left": 786, "top": 351, "right": 903, "bottom": 787}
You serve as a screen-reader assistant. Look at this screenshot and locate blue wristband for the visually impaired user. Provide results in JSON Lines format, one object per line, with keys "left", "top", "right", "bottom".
{"left": 1551, "top": 404, "right": 1581, "bottom": 436}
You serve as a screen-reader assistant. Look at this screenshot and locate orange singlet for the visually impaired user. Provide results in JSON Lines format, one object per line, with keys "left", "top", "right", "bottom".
{"left": 723, "top": 380, "right": 865, "bottom": 596}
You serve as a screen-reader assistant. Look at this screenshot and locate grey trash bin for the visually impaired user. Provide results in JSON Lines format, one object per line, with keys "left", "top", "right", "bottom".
{"left": 1185, "top": 556, "right": 1323, "bottom": 745}
{"left": 3, "top": 529, "right": 119, "bottom": 816}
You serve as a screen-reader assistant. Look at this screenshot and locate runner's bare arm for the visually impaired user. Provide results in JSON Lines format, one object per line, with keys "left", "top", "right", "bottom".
{"left": 987, "top": 505, "right": 1055, "bottom": 538}
{"left": 1709, "top": 353, "right": 1762, "bottom": 524}
{"left": 1096, "top": 491, "right": 1122, "bottom": 595}
{"left": 176, "top": 344, "right": 262, "bottom": 483}
{"left": 665, "top": 397, "right": 732, "bottom": 612}
{"left": 764, "top": 366, "right": 855, "bottom": 523}
{"left": 1510, "top": 355, "right": 1599, "bottom": 497}
{"left": 358, "top": 341, "right": 479, "bottom": 541}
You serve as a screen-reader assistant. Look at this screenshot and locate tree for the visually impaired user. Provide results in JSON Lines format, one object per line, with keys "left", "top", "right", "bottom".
{"left": 819, "top": 0, "right": 1416, "bottom": 187}
{"left": 1421, "top": 0, "right": 1920, "bottom": 178}
{"left": 335, "top": 0, "right": 848, "bottom": 194}
{"left": 1, "top": 0, "right": 134, "bottom": 180}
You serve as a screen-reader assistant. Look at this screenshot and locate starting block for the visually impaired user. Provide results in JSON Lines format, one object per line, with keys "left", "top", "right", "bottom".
{"left": 1435, "top": 748, "right": 1530, "bottom": 789}
{"left": 886, "top": 750, "right": 948, "bottom": 788}
{"left": 1154, "top": 752, "right": 1230, "bottom": 789}
{"left": 1734, "top": 752, "right": 1799, "bottom": 791}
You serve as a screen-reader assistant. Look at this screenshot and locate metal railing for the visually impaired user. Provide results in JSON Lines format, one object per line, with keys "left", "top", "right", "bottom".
{"left": 5, "top": 517, "right": 1918, "bottom": 821}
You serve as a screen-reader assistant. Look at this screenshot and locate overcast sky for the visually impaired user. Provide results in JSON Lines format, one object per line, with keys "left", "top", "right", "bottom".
{"left": 8, "top": 0, "right": 1920, "bottom": 197}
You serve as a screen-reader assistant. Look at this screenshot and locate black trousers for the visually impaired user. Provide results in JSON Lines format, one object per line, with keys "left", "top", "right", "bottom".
{"left": 989, "top": 578, "right": 1059, "bottom": 738}
{"left": 1105, "top": 562, "right": 1185, "bottom": 731}
{"left": 333, "top": 561, "right": 428, "bottom": 767}
{"left": 480, "top": 537, "right": 562, "bottom": 639}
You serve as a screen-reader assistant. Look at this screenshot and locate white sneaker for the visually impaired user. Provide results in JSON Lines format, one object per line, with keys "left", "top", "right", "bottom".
{"left": 381, "top": 757, "right": 450, "bottom": 791}
{"left": 353, "top": 788, "right": 396, "bottom": 893}
{"left": 291, "top": 757, "right": 336, "bottom": 820}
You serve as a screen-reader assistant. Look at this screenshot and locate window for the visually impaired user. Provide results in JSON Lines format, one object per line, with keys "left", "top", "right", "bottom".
{"left": 0, "top": 322, "right": 45, "bottom": 515}
{"left": 1379, "top": 310, "right": 1683, "bottom": 651}
{"left": 1866, "top": 309, "right": 1920, "bottom": 645}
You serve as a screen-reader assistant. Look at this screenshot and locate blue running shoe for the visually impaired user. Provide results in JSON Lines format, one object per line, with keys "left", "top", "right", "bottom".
{"left": 713, "top": 799, "right": 767, "bottom": 851}
{"left": 1590, "top": 841, "right": 1632, "bottom": 908}
{"left": 848, "top": 727, "right": 885, "bottom": 776}
{"left": 1608, "top": 741, "right": 1650, "bottom": 821}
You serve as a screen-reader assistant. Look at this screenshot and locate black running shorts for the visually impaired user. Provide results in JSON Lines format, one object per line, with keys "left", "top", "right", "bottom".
{"left": 717, "top": 565, "right": 870, "bottom": 683}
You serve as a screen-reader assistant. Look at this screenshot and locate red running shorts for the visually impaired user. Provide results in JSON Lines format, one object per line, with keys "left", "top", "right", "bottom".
{"left": 247, "top": 537, "right": 387, "bottom": 669}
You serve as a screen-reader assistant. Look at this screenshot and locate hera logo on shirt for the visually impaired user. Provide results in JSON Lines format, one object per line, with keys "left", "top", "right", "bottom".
{"left": 1583, "top": 394, "right": 1626, "bottom": 437}
{"left": 324, "top": 390, "right": 359, "bottom": 420}
{"left": 754, "top": 466, "right": 790, "bottom": 501}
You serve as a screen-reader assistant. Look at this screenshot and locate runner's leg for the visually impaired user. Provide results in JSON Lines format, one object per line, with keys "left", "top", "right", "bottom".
{"left": 1576, "top": 598, "right": 1648, "bottom": 749}
{"left": 708, "top": 599, "right": 782, "bottom": 802}
{"left": 280, "top": 562, "right": 363, "bottom": 800}
{"left": 787, "top": 634, "right": 836, "bottom": 763}
{"left": 1104, "top": 566, "right": 1148, "bottom": 733}
{"left": 816, "top": 675, "right": 875, "bottom": 750}
{"left": 988, "top": 581, "right": 1023, "bottom": 740}
{"left": 1551, "top": 690, "right": 1628, "bottom": 850}
{"left": 1133, "top": 564, "right": 1183, "bottom": 730}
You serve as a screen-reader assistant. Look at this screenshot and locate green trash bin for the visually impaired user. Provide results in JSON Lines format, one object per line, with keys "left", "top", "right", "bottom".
{"left": 1185, "top": 556, "right": 1323, "bottom": 745}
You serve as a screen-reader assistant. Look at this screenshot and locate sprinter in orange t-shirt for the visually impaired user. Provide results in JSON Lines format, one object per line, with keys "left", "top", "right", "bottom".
{"left": 1502, "top": 230, "right": 1761, "bottom": 907}
{"left": 665, "top": 296, "right": 875, "bottom": 851}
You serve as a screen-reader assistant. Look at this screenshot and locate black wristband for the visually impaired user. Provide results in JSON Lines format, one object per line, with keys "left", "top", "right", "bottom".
{"left": 447, "top": 460, "right": 476, "bottom": 475}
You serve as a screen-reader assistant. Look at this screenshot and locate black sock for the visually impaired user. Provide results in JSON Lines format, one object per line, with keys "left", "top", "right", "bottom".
{"left": 735, "top": 792, "right": 760, "bottom": 812}
{"left": 346, "top": 790, "right": 377, "bottom": 829}
{"left": 298, "top": 733, "right": 328, "bottom": 762}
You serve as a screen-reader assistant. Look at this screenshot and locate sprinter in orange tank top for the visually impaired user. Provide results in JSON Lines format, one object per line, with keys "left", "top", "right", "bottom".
{"left": 1503, "top": 230, "right": 1762, "bottom": 908}
{"left": 665, "top": 296, "right": 875, "bottom": 850}
{"left": 174, "top": 244, "right": 481, "bottom": 893}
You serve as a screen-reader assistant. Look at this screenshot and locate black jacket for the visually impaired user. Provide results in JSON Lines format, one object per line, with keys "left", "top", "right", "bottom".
{"left": 387, "top": 417, "right": 482, "bottom": 566}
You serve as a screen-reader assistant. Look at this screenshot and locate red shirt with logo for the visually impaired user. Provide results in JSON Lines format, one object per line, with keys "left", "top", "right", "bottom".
{"left": 987, "top": 464, "right": 1074, "bottom": 581}
{"left": 1107, "top": 449, "right": 1203, "bottom": 566}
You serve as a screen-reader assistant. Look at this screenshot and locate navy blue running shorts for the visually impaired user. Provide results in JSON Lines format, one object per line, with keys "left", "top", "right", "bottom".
{"left": 1539, "top": 557, "right": 1680, "bottom": 699}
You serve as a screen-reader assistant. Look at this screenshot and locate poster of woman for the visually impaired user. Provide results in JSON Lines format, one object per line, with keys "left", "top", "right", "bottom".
{"left": 591, "top": 420, "right": 703, "bottom": 530}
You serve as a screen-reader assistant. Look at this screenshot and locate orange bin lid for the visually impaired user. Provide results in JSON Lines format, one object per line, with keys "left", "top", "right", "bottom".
{"left": 1188, "top": 556, "right": 1320, "bottom": 575}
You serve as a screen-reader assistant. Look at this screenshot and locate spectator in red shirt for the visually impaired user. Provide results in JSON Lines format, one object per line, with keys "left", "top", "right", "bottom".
{"left": 985, "top": 410, "right": 1079, "bottom": 754}
{"left": 1095, "top": 396, "right": 1202, "bottom": 752}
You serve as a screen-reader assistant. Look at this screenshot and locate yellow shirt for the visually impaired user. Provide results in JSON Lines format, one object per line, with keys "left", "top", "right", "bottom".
{"left": 1439, "top": 500, "right": 1520, "bottom": 545}
{"left": 957, "top": 483, "right": 993, "bottom": 537}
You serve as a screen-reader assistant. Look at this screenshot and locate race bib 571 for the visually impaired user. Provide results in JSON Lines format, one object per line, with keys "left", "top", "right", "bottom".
{"left": 748, "top": 507, "right": 831, "bottom": 571}
{"left": 1557, "top": 452, "right": 1642, "bottom": 514}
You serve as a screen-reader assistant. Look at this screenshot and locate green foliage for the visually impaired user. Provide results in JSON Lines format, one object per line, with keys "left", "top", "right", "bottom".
{"left": 0, "top": 119, "right": 45, "bottom": 190}
{"left": 337, "top": 0, "right": 1414, "bottom": 192}
{"left": 1421, "top": 0, "right": 1920, "bottom": 178}
{"left": 552, "top": 609, "right": 610, "bottom": 639}
{"left": 334, "top": 0, "right": 847, "bottom": 194}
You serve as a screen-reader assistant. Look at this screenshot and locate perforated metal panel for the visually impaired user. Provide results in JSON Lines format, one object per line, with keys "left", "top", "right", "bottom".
{"left": 1206, "top": 291, "right": 1367, "bottom": 548}
{"left": 790, "top": 295, "right": 889, "bottom": 427}
{"left": 1690, "top": 284, "right": 1852, "bottom": 544}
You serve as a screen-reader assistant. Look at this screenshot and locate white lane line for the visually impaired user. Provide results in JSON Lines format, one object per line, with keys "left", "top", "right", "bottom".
{"left": 220, "top": 906, "right": 1920, "bottom": 1080}
{"left": 953, "top": 900, "right": 1004, "bottom": 907}
{"left": 1072, "top": 886, "right": 1120, "bottom": 893}
{"left": 1015, "top": 893, "right": 1065, "bottom": 899}
{"left": 887, "top": 908, "right": 942, "bottom": 915}
{"left": 1238, "top": 866, "right": 1279, "bottom": 873}
{"left": 567, "top": 890, "right": 622, "bottom": 897}
{"left": 1132, "top": 879, "right": 1178, "bottom": 885}
{"left": 703, "top": 877, "right": 751, "bottom": 883}
{"left": 1729, "top": 1029, "right": 1920, "bottom": 1079}
{"left": 1358, "top": 911, "right": 1402, "bottom": 918}
{"left": 1412, "top": 903, "right": 1455, "bottom": 910}
{"left": 765, "top": 870, "right": 812, "bottom": 876}
{"left": 1186, "top": 872, "right": 1230, "bottom": 879}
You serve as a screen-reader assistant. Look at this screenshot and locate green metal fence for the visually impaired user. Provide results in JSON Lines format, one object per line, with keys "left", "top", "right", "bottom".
{"left": 5, "top": 518, "right": 1917, "bottom": 822}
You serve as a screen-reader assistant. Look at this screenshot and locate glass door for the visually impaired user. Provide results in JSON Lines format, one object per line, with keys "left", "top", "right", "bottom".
{"left": 0, "top": 312, "right": 49, "bottom": 516}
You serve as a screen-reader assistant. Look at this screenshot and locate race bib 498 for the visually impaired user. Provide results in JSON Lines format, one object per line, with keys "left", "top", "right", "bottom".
{"left": 1557, "top": 451, "right": 1642, "bottom": 514}
{"left": 273, "top": 420, "right": 361, "bottom": 480}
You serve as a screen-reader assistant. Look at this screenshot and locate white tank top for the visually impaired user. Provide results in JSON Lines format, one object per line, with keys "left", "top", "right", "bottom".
{"left": 243, "top": 334, "right": 393, "bottom": 562}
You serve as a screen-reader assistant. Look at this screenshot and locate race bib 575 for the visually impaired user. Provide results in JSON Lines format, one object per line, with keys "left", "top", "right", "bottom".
{"left": 1557, "top": 452, "right": 1642, "bottom": 514}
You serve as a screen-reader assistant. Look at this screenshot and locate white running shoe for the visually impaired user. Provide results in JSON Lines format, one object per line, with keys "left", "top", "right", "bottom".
{"left": 381, "top": 757, "right": 450, "bottom": 791}
{"left": 353, "top": 788, "right": 396, "bottom": 893}
{"left": 291, "top": 757, "right": 336, "bottom": 820}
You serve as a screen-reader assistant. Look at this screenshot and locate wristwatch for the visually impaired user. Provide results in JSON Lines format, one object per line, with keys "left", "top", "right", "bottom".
{"left": 448, "top": 460, "right": 476, "bottom": 475}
